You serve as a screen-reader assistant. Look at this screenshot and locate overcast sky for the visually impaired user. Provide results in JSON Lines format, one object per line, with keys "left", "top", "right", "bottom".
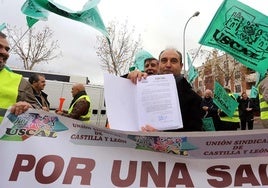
{"left": 1, "top": 0, "right": 267, "bottom": 84}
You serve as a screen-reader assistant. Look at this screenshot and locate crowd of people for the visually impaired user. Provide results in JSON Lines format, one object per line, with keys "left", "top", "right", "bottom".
{"left": 0, "top": 29, "right": 266, "bottom": 131}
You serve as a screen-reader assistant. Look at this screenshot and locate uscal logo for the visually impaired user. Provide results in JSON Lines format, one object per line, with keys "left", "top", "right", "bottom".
{"left": 0, "top": 112, "right": 68, "bottom": 141}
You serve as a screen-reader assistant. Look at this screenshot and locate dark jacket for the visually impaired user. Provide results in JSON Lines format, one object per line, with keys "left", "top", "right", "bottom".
{"left": 165, "top": 76, "right": 203, "bottom": 132}
{"left": 62, "top": 91, "right": 90, "bottom": 120}
{"left": 201, "top": 96, "right": 222, "bottom": 130}
{"left": 32, "top": 88, "right": 50, "bottom": 109}
{"left": 237, "top": 97, "right": 255, "bottom": 121}
{"left": 201, "top": 97, "right": 218, "bottom": 117}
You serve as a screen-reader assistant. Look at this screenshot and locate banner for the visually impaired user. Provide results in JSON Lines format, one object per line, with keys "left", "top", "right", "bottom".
{"left": 202, "top": 117, "right": 216, "bottom": 131}
{"left": 250, "top": 85, "right": 258, "bottom": 98}
{"left": 213, "top": 81, "right": 239, "bottom": 117}
{"left": 31, "top": 0, "right": 109, "bottom": 38}
{"left": 199, "top": 0, "right": 268, "bottom": 75}
{"left": 21, "top": 0, "right": 48, "bottom": 28}
{"left": 0, "top": 109, "right": 267, "bottom": 187}
{"left": 21, "top": 0, "right": 48, "bottom": 20}
{"left": 187, "top": 53, "right": 198, "bottom": 83}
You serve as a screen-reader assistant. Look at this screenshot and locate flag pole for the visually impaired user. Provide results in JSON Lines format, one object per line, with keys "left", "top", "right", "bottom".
{"left": 191, "top": 44, "right": 203, "bottom": 65}
{"left": 8, "top": 27, "right": 31, "bottom": 52}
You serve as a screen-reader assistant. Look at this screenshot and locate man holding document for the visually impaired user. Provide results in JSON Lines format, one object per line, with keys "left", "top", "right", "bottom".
{"left": 104, "top": 48, "right": 203, "bottom": 132}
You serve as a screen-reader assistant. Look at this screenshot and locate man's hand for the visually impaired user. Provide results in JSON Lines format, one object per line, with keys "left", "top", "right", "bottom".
{"left": 202, "top": 106, "right": 209, "bottom": 111}
{"left": 55, "top": 109, "right": 63, "bottom": 115}
{"left": 10, "top": 101, "right": 32, "bottom": 115}
{"left": 127, "top": 70, "right": 148, "bottom": 84}
{"left": 42, "top": 107, "right": 49, "bottom": 112}
{"left": 141, "top": 125, "right": 158, "bottom": 132}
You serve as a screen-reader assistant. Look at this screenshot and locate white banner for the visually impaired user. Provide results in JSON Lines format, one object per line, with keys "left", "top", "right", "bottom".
{"left": 0, "top": 109, "right": 267, "bottom": 187}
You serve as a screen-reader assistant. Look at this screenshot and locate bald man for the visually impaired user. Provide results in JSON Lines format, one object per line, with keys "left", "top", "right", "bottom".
{"left": 128, "top": 48, "right": 203, "bottom": 132}
{"left": 56, "top": 83, "right": 91, "bottom": 122}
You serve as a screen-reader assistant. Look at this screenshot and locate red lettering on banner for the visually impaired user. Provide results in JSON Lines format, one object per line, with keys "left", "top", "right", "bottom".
{"left": 9, "top": 154, "right": 36, "bottom": 181}
{"left": 207, "top": 164, "right": 268, "bottom": 187}
{"left": 111, "top": 160, "right": 193, "bottom": 187}
{"left": 9, "top": 154, "right": 96, "bottom": 186}
{"left": 35, "top": 155, "right": 64, "bottom": 184}
{"left": 167, "top": 163, "right": 194, "bottom": 187}
{"left": 234, "top": 164, "right": 260, "bottom": 186}
{"left": 111, "top": 160, "right": 137, "bottom": 187}
{"left": 63, "top": 157, "right": 95, "bottom": 185}
{"left": 140, "top": 161, "right": 166, "bottom": 187}
{"left": 207, "top": 165, "right": 232, "bottom": 187}
{"left": 259, "top": 164, "right": 268, "bottom": 185}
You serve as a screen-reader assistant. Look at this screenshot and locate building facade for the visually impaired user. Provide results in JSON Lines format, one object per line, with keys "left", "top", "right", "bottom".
{"left": 194, "top": 52, "right": 257, "bottom": 95}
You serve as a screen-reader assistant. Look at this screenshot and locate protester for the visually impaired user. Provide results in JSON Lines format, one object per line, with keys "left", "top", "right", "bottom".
{"left": 258, "top": 75, "right": 268, "bottom": 128}
{"left": 128, "top": 48, "right": 203, "bottom": 132}
{"left": 29, "top": 73, "right": 50, "bottom": 111}
{"left": 201, "top": 89, "right": 221, "bottom": 130}
{"left": 237, "top": 92, "right": 255, "bottom": 130}
{"left": 218, "top": 88, "right": 240, "bottom": 131}
{"left": 129, "top": 50, "right": 156, "bottom": 72}
{"left": 0, "top": 31, "right": 39, "bottom": 123}
{"left": 122, "top": 54, "right": 159, "bottom": 79}
{"left": 144, "top": 57, "right": 159, "bottom": 76}
{"left": 56, "top": 83, "right": 91, "bottom": 122}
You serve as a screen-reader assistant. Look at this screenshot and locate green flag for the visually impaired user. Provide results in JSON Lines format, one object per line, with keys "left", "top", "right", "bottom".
{"left": 0, "top": 23, "right": 6, "bottom": 31}
{"left": 187, "top": 66, "right": 198, "bottom": 83}
{"left": 21, "top": 0, "right": 48, "bottom": 28}
{"left": 46, "top": 0, "right": 101, "bottom": 13}
{"left": 32, "top": 0, "right": 108, "bottom": 38}
{"left": 213, "top": 82, "right": 238, "bottom": 117}
{"left": 187, "top": 53, "right": 198, "bottom": 83}
{"left": 199, "top": 0, "right": 268, "bottom": 76}
{"left": 26, "top": 16, "right": 39, "bottom": 28}
{"left": 250, "top": 85, "right": 258, "bottom": 98}
{"left": 131, "top": 50, "right": 154, "bottom": 72}
{"left": 187, "top": 52, "right": 193, "bottom": 68}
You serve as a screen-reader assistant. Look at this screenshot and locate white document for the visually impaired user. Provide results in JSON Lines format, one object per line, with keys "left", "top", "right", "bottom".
{"left": 104, "top": 73, "right": 183, "bottom": 131}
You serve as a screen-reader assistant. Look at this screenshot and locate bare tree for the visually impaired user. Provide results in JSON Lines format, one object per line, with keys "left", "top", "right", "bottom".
{"left": 198, "top": 49, "right": 242, "bottom": 90}
{"left": 96, "top": 20, "right": 142, "bottom": 76}
{"left": 6, "top": 25, "right": 61, "bottom": 70}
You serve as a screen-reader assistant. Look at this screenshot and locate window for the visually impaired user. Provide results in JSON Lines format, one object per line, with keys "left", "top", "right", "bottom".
{"left": 235, "top": 85, "right": 241, "bottom": 93}
{"left": 234, "top": 71, "right": 240, "bottom": 79}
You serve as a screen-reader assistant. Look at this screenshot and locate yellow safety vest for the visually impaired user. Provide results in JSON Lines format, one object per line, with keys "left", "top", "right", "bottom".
{"left": 220, "top": 94, "right": 240, "bottom": 123}
{"left": 259, "top": 93, "right": 268, "bottom": 120}
{"left": 68, "top": 95, "right": 91, "bottom": 123}
{"left": 0, "top": 68, "right": 22, "bottom": 123}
